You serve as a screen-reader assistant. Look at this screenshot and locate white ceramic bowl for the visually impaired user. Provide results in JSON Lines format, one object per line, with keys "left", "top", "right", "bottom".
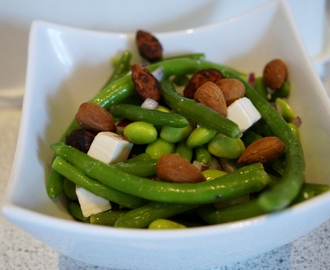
{"left": 2, "top": 0, "right": 330, "bottom": 269}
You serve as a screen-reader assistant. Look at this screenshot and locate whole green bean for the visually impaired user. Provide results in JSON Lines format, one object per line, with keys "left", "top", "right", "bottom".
{"left": 222, "top": 69, "right": 305, "bottom": 211}
{"left": 90, "top": 210, "right": 128, "bottom": 226}
{"left": 63, "top": 178, "right": 78, "bottom": 201}
{"left": 160, "top": 79, "right": 240, "bottom": 138}
{"left": 51, "top": 142, "right": 270, "bottom": 204}
{"left": 113, "top": 159, "right": 157, "bottom": 177}
{"left": 197, "top": 200, "right": 269, "bottom": 224}
{"left": 115, "top": 202, "right": 197, "bottom": 228}
{"left": 111, "top": 104, "right": 189, "bottom": 128}
{"left": 52, "top": 156, "right": 148, "bottom": 209}
{"left": 69, "top": 202, "right": 90, "bottom": 223}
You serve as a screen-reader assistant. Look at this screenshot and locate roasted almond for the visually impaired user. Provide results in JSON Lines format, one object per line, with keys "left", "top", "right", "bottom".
{"left": 136, "top": 30, "right": 163, "bottom": 61}
{"left": 215, "top": 78, "right": 246, "bottom": 106}
{"left": 194, "top": 81, "right": 227, "bottom": 117}
{"left": 131, "top": 64, "right": 162, "bottom": 102}
{"left": 156, "top": 154, "right": 206, "bottom": 183}
{"left": 76, "top": 102, "right": 116, "bottom": 133}
{"left": 263, "top": 59, "right": 287, "bottom": 90}
{"left": 183, "top": 68, "right": 223, "bottom": 99}
{"left": 238, "top": 136, "right": 285, "bottom": 165}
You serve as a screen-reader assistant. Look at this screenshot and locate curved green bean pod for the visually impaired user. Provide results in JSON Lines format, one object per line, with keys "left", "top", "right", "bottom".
{"left": 51, "top": 142, "right": 270, "bottom": 204}
{"left": 197, "top": 200, "right": 268, "bottom": 224}
{"left": 52, "top": 156, "right": 148, "bottom": 209}
{"left": 115, "top": 202, "right": 197, "bottom": 228}
{"left": 69, "top": 202, "right": 90, "bottom": 223}
{"left": 111, "top": 104, "right": 189, "bottom": 128}
{"left": 160, "top": 79, "right": 240, "bottom": 138}
{"left": 113, "top": 159, "right": 157, "bottom": 177}
{"left": 90, "top": 210, "right": 128, "bottom": 226}
{"left": 222, "top": 69, "right": 305, "bottom": 212}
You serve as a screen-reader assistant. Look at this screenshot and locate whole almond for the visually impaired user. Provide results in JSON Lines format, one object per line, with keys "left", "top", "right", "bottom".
{"left": 194, "top": 81, "right": 227, "bottom": 117}
{"left": 156, "top": 154, "right": 206, "bottom": 183}
{"left": 183, "top": 68, "right": 223, "bottom": 99}
{"left": 215, "top": 78, "right": 246, "bottom": 106}
{"left": 238, "top": 136, "right": 285, "bottom": 165}
{"left": 263, "top": 59, "right": 287, "bottom": 90}
{"left": 131, "top": 64, "right": 162, "bottom": 102}
{"left": 76, "top": 102, "right": 116, "bottom": 133}
{"left": 136, "top": 30, "right": 163, "bottom": 61}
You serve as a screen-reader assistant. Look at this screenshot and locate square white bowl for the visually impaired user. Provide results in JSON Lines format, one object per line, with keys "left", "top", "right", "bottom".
{"left": 2, "top": 0, "right": 330, "bottom": 269}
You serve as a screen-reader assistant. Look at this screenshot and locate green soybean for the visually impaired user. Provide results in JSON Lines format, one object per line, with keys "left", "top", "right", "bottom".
{"left": 275, "top": 98, "right": 295, "bottom": 122}
{"left": 208, "top": 133, "right": 245, "bottom": 159}
{"left": 145, "top": 138, "right": 176, "bottom": 159}
{"left": 175, "top": 141, "right": 193, "bottom": 162}
{"left": 186, "top": 126, "right": 217, "bottom": 148}
{"left": 160, "top": 124, "right": 193, "bottom": 143}
{"left": 124, "top": 121, "right": 157, "bottom": 144}
{"left": 195, "top": 145, "right": 213, "bottom": 166}
{"left": 202, "top": 169, "right": 227, "bottom": 181}
{"left": 148, "top": 219, "right": 187, "bottom": 229}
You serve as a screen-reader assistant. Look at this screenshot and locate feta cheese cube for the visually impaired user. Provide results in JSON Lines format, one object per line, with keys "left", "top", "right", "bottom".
{"left": 227, "top": 97, "right": 261, "bottom": 132}
{"left": 76, "top": 186, "right": 111, "bottom": 217}
{"left": 87, "top": 131, "right": 133, "bottom": 164}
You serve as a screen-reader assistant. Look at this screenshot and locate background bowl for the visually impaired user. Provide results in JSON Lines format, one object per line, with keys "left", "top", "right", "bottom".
{"left": 2, "top": 0, "right": 330, "bottom": 269}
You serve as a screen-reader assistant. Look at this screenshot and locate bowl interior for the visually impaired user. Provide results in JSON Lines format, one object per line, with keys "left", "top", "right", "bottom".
{"left": 2, "top": 0, "right": 330, "bottom": 268}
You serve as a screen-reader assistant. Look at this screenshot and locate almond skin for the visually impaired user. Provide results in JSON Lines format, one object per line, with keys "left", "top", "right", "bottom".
{"left": 156, "top": 154, "right": 206, "bottom": 183}
{"left": 215, "top": 78, "right": 246, "bottom": 106}
{"left": 131, "top": 64, "right": 162, "bottom": 102}
{"left": 136, "top": 30, "right": 163, "bottom": 61}
{"left": 238, "top": 136, "right": 285, "bottom": 165}
{"left": 194, "top": 81, "right": 227, "bottom": 117}
{"left": 183, "top": 68, "right": 223, "bottom": 99}
{"left": 76, "top": 102, "right": 116, "bottom": 133}
{"left": 263, "top": 59, "right": 287, "bottom": 90}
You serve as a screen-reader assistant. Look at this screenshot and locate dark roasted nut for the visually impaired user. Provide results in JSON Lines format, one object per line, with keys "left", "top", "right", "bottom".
{"left": 136, "top": 30, "right": 163, "bottom": 61}
{"left": 183, "top": 68, "right": 223, "bottom": 99}
{"left": 131, "top": 64, "right": 162, "bottom": 102}
{"left": 66, "top": 129, "right": 96, "bottom": 153}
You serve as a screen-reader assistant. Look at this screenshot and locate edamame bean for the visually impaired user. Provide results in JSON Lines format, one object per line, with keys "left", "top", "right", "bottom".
{"left": 202, "top": 169, "right": 227, "bottom": 181}
{"left": 208, "top": 133, "right": 245, "bottom": 159}
{"left": 186, "top": 126, "right": 217, "bottom": 148}
{"left": 160, "top": 124, "right": 193, "bottom": 143}
{"left": 148, "top": 219, "right": 186, "bottom": 229}
{"left": 287, "top": 123, "right": 300, "bottom": 139}
{"left": 175, "top": 141, "right": 193, "bottom": 162}
{"left": 275, "top": 98, "right": 295, "bottom": 121}
{"left": 195, "top": 145, "right": 212, "bottom": 166}
{"left": 145, "top": 138, "right": 176, "bottom": 159}
{"left": 124, "top": 121, "right": 157, "bottom": 144}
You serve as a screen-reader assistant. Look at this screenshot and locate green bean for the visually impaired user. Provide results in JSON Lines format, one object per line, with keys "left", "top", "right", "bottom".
{"left": 69, "top": 202, "right": 90, "bottom": 223}
{"left": 222, "top": 69, "right": 305, "bottom": 211}
{"left": 63, "top": 178, "right": 78, "bottom": 201}
{"left": 115, "top": 202, "right": 197, "bottom": 228}
{"left": 124, "top": 152, "right": 151, "bottom": 163}
{"left": 269, "top": 80, "right": 290, "bottom": 102}
{"left": 52, "top": 156, "right": 148, "bottom": 209}
{"left": 113, "top": 159, "right": 157, "bottom": 177}
{"left": 254, "top": 77, "right": 268, "bottom": 100}
{"left": 90, "top": 210, "right": 128, "bottom": 226}
{"left": 101, "top": 50, "right": 132, "bottom": 90}
{"left": 111, "top": 104, "right": 189, "bottom": 128}
{"left": 197, "top": 199, "right": 268, "bottom": 224}
{"left": 51, "top": 142, "right": 270, "bottom": 204}
{"left": 161, "top": 79, "right": 240, "bottom": 138}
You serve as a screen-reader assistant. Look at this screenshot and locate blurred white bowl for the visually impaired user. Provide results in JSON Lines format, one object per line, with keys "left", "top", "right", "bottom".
{"left": 2, "top": 0, "right": 330, "bottom": 269}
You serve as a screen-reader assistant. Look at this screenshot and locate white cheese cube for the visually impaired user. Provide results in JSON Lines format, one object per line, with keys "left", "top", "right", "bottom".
{"left": 87, "top": 131, "right": 133, "bottom": 164}
{"left": 227, "top": 97, "right": 261, "bottom": 133}
{"left": 76, "top": 186, "right": 111, "bottom": 217}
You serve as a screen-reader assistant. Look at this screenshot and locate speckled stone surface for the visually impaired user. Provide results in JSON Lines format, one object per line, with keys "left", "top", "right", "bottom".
{"left": 1, "top": 70, "right": 330, "bottom": 270}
